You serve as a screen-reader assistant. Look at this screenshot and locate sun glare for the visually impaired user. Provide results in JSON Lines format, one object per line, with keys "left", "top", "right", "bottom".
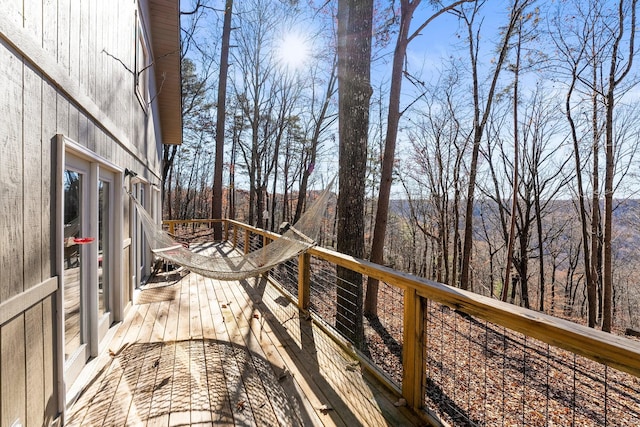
{"left": 278, "top": 33, "right": 309, "bottom": 70}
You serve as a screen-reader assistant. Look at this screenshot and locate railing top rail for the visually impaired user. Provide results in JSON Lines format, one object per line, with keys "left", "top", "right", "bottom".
{"left": 306, "top": 245, "right": 640, "bottom": 377}
{"left": 162, "top": 218, "right": 224, "bottom": 225}
{"left": 225, "top": 219, "right": 282, "bottom": 240}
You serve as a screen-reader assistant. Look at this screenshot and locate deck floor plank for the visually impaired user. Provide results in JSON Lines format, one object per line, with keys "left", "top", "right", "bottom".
{"left": 244, "top": 277, "right": 381, "bottom": 426}
{"left": 124, "top": 301, "right": 163, "bottom": 426}
{"left": 188, "top": 273, "right": 213, "bottom": 425}
{"left": 231, "top": 277, "right": 341, "bottom": 427}
{"left": 103, "top": 301, "right": 158, "bottom": 427}
{"left": 217, "top": 277, "right": 305, "bottom": 427}
{"left": 168, "top": 274, "right": 196, "bottom": 426}
{"left": 65, "top": 248, "right": 425, "bottom": 426}
{"left": 147, "top": 284, "right": 181, "bottom": 426}
{"left": 219, "top": 277, "right": 283, "bottom": 426}
{"left": 199, "top": 275, "right": 235, "bottom": 425}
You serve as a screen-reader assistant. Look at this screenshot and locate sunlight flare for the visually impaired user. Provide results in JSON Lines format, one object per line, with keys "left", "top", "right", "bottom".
{"left": 277, "top": 32, "right": 309, "bottom": 70}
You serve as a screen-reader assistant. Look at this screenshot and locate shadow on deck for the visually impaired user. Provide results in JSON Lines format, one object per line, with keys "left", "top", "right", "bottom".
{"left": 65, "top": 264, "right": 424, "bottom": 426}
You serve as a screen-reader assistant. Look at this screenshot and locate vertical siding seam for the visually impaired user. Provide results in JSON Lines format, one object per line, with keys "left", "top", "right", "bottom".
{"left": 22, "top": 313, "right": 27, "bottom": 426}
{"left": 21, "top": 52, "right": 26, "bottom": 295}
{"left": 0, "top": 320, "right": 2, "bottom": 425}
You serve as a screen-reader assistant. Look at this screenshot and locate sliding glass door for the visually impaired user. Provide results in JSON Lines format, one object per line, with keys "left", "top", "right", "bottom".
{"left": 132, "top": 182, "right": 152, "bottom": 289}
{"left": 98, "top": 171, "right": 114, "bottom": 336}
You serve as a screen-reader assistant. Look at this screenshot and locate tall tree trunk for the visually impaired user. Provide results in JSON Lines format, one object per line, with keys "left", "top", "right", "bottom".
{"left": 589, "top": 43, "right": 601, "bottom": 327}
{"left": 603, "top": 0, "right": 637, "bottom": 332}
{"left": 566, "top": 64, "right": 594, "bottom": 325}
{"left": 364, "top": 0, "right": 418, "bottom": 318}
{"left": 212, "top": 0, "right": 232, "bottom": 240}
{"left": 336, "top": 0, "right": 373, "bottom": 347}
{"left": 502, "top": 22, "right": 521, "bottom": 302}
{"left": 535, "top": 184, "right": 545, "bottom": 311}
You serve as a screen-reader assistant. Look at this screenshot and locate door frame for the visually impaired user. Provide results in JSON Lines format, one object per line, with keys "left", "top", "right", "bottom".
{"left": 56, "top": 135, "right": 125, "bottom": 406}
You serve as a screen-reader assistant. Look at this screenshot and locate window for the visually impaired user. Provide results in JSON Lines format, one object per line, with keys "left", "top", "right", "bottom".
{"left": 135, "top": 15, "right": 150, "bottom": 109}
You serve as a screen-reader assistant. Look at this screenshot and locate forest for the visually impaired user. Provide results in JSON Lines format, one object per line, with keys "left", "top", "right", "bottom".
{"left": 164, "top": 0, "right": 640, "bottom": 334}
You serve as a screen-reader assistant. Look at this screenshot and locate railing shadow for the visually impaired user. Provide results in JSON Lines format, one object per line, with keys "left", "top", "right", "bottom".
{"left": 240, "top": 275, "right": 381, "bottom": 426}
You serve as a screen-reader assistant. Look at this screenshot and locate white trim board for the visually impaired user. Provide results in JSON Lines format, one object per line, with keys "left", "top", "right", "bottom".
{"left": 0, "top": 277, "right": 58, "bottom": 325}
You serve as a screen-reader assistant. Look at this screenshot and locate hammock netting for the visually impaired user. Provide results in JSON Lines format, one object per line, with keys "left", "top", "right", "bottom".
{"left": 129, "top": 179, "right": 334, "bottom": 281}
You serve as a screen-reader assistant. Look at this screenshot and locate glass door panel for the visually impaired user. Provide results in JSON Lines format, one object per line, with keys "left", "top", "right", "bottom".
{"left": 98, "top": 180, "right": 110, "bottom": 317}
{"left": 63, "top": 170, "right": 83, "bottom": 361}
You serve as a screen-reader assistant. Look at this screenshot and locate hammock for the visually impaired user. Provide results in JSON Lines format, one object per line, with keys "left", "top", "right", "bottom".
{"left": 129, "top": 179, "right": 334, "bottom": 281}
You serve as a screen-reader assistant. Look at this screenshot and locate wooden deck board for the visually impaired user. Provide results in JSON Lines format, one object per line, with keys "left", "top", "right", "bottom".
{"left": 216, "top": 277, "right": 304, "bottom": 427}
{"left": 65, "top": 252, "right": 425, "bottom": 426}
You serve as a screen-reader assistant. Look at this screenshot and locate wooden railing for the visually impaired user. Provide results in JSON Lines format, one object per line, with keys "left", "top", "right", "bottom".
{"left": 162, "top": 218, "right": 226, "bottom": 237}
{"left": 164, "top": 218, "right": 640, "bottom": 425}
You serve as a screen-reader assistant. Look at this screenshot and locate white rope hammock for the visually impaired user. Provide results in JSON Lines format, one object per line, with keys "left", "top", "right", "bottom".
{"left": 129, "top": 179, "right": 334, "bottom": 281}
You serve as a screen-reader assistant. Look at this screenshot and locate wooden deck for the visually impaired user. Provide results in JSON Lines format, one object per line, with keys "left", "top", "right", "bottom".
{"left": 64, "top": 264, "right": 424, "bottom": 426}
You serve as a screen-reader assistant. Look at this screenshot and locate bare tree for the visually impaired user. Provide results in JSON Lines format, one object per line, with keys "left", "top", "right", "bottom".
{"left": 401, "top": 69, "right": 470, "bottom": 287}
{"left": 551, "top": 0, "right": 638, "bottom": 329}
{"left": 231, "top": 0, "right": 286, "bottom": 227}
{"left": 294, "top": 56, "right": 338, "bottom": 223}
{"left": 211, "top": 0, "right": 233, "bottom": 240}
{"left": 365, "top": 0, "right": 473, "bottom": 317}
{"left": 602, "top": 0, "right": 637, "bottom": 331}
{"left": 459, "top": 0, "right": 532, "bottom": 290}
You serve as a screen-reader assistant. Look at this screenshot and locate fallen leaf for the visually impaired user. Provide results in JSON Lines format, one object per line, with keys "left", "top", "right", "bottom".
{"left": 278, "top": 369, "right": 289, "bottom": 381}
{"left": 394, "top": 398, "right": 407, "bottom": 407}
{"left": 154, "top": 377, "right": 170, "bottom": 391}
{"left": 236, "top": 400, "right": 246, "bottom": 411}
{"left": 317, "top": 404, "right": 333, "bottom": 414}
{"left": 346, "top": 361, "right": 360, "bottom": 372}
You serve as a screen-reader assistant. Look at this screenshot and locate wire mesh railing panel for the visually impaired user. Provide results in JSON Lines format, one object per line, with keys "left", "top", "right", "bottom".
{"left": 163, "top": 221, "right": 216, "bottom": 243}
{"left": 308, "top": 256, "right": 339, "bottom": 328}
{"left": 362, "top": 281, "right": 404, "bottom": 386}
{"left": 234, "top": 227, "right": 246, "bottom": 253}
{"left": 248, "top": 233, "right": 263, "bottom": 253}
{"left": 306, "top": 258, "right": 405, "bottom": 387}
{"left": 422, "top": 299, "right": 640, "bottom": 426}
{"left": 267, "top": 256, "right": 299, "bottom": 299}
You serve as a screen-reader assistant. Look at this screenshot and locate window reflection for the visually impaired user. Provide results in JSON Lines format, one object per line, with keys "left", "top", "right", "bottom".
{"left": 98, "top": 180, "right": 110, "bottom": 317}
{"left": 64, "top": 170, "right": 82, "bottom": 361}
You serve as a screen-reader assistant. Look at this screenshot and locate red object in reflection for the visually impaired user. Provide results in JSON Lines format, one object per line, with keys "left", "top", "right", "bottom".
{"left": 73, "top": 237, "right": 95, "bottom": 244}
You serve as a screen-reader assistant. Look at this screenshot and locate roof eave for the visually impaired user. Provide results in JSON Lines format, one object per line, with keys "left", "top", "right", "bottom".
{"left": 149, "top": 0, "right": 182, "bottom": 145}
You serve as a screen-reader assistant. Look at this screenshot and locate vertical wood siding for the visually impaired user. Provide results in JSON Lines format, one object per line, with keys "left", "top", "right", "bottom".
{"left": 0, "top": 0, "right": 166, "bottom": 424}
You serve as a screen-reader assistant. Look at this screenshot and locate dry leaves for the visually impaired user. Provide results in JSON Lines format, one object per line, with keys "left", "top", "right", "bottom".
{"left": 317, "top": 404, "right": 333, "bottom": 414}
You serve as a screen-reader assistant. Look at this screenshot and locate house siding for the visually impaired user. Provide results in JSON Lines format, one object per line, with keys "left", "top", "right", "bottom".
{"left": 0, "top": 0, "right": 171, "bottom": 424}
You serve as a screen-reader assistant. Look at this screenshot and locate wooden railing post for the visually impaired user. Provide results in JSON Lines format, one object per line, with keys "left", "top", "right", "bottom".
{"left": 232, "top": 225, "right": 238, "bottom": 249}
{"left": 168, "top": 222, "right": 175, "bottom": 235}
{"left": 224, "top": 220, "right": 229, "bottom": 242}
{"left": 402, "top": 288, "right": 424, "bottom": 410}
{"left": 244, "top": 229, "right": 250, "bottom": 254}
{"left": 298, "top": 252, "right": 311, "bottom": 311}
